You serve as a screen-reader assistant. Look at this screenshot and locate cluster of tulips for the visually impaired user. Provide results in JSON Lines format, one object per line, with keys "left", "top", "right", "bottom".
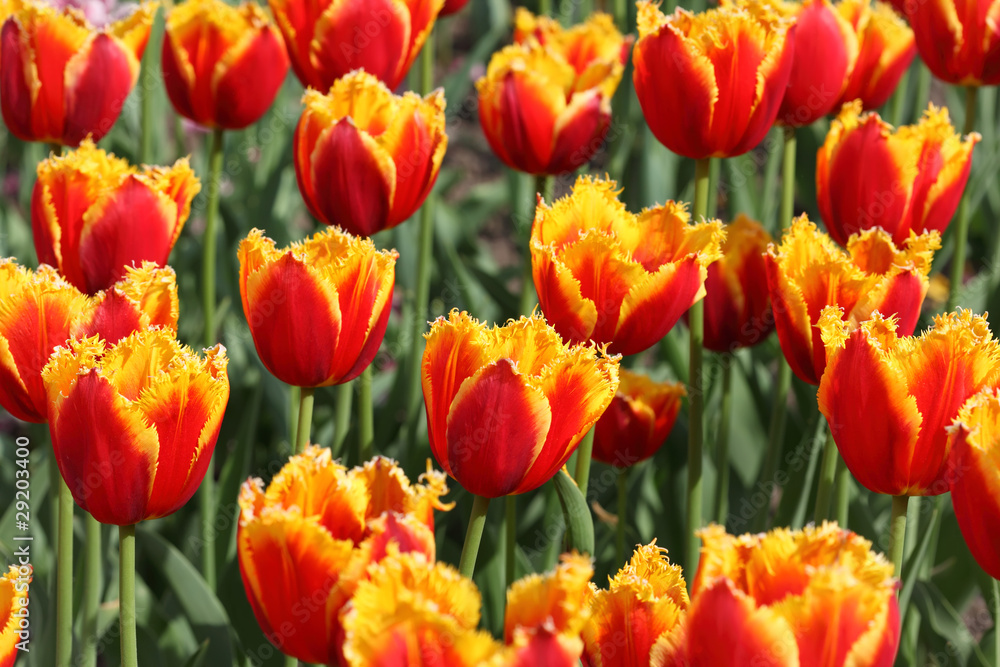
{"left": 1, "top": 0, "right": 1000, "bottom": 663}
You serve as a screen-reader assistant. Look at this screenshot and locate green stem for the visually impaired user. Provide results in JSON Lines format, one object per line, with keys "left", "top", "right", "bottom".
{"left": 835, "top": 455, "right": 850, "bottom": 527}
{"left": 81, "top": 514, "right": 102, "bottom": 667}
{"left": 993, "top": 578, "right": 999, "bottom": 665}
{"left": 915, "top": 65, "right": 932, "bottom": 117}
{"left": 458, "top": 495, "right": 491, "bottom": 579}
{"left": 780, "top": 126, "right": 796, "bottom": 228}
{"left": 140, "top": 37, "right": 153, "bottom": 164}
{"left": 55, "top": 479, "right": 73, "bottom": 667}
{"left": 284, "top": 657, "right": 297, "bottom": 667}
{"left": 755, "top": 360, "right": 791, "bottom": 532}
{"left": 706, "top": 157, "right": 721, "bottom": 221}
{"left": 714, "top": 357, "right": 733, "bottom": 524}
{"left": 888, "top": 495, "right": 910, "bottom": 581}
{"left": 119, "top": 524, "right": 137, "bottom": 667}
{"left": 520, "top": 175, "right": 553, "bottom": 315}
{"left": 573, "top": 429, "right": 595, "bottom": 498}
{"left": 295, "top": 387, "right": 315, "bottom": 454}
{"left": 889, "top": 68, "right": 910, "bottom": 126}
{"left": 332, "top": 382, "right": 353, "bottom": 457}
{"left": 613, "top": 0, "right": 627, "bottom": 30}
{"left": 505, "top": 495, "right": 516, "bottom": 592}
{"left": 813, "top": 428, "right": 838, "bottom": 523}
{"left": 358, "top": 367, "right": 374, "bottom": 463}
{"left": 541, "top": 482, "right": 563, "bottom": 571}
{"left": 539, "top": 0, "right": 551, "bottom": 15}
{"left": 289, "top": 385, "right": 300, "bottom": 452}
{"left": 617, "top": 467, "right": 629, "bottom": 564}
{"left": 947, "top": 85, "right": 979, "bottom": 311}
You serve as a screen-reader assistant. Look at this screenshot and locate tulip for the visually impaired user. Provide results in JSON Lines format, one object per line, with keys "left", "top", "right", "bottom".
{"left": 238, "top": 226, "right": 397, "bottom": 388}
{"left": 905, "top": 0, "right": 1000, "bottom": 85}
{"left": 531, "top": 176, "right": 725, "bottom": 355}
{"left": 32, "top": 139, "right": 200, "bottom": 295}
{"left": 632, "top": 0, "right": 796, "bottom": 159}
{"left": 701, "top": 214, "right": 774, "bottom": 352}
{"left": 294, "top": 70, "right": 447, "bottom": 237}
{"left": 476, "top": 10, "right": 629, "bottom": 175}
{"left": 592, "top": 370, "right": 686, "bottom": 467}
{"left": 581, "top": 542, "right": 689, "bottom": 667}
{"left": 0, "top": 565, "right": 29, "bottom": 667}
{"left": 818, "top": 308, "right": 1000, "bottom": 496}
{"left": 161, "top": 0, "right": 288, "bottom": 130}
{"left": 421, "top": 310, "right": 620, "bottom": 499}
{"left": 817, "top": 101, "right": 980, "bottom": 247}
{"left": 238, "top": 447, "right": 451, "bottom": 664}
{"left": 267, "top": 0, "right": 442, "bottom": 91}
{"left": 0, "top": 261, "right": 177, "bottom": 423}
{"left": 763, "top": 215, "right": 939, "bottom": 385}
{"left": 42, "top": 329, "right": 228, "bottom": 525}
{"left": 835, "top": 0, "right": 915, "bottom": 110}
{"left": 0, "top": 0, "right": 155, "bottom": 145}
{"left": 440, "top": 0, "right": 469, "bottom": 16}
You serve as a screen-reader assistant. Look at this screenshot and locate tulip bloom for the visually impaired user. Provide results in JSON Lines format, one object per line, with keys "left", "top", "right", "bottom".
{"left": 531, "top": 176, "right": 724, "bottom": 355}
{"left": 422, "top": 311, "right": 620, "bottom": 498}
{"left": 0, "top": 0, "right": 155, "bottom": 145}
{"left": 633, "top": 1, "right": 796, "bottom": 159}
{"left": 0, "top": 565, "right": 28, "bottom": 667}
{"left": 267, "top": 0, "right": 441, "bottom": 91}
{"left": 817, "top": 102, "right": 980, "bottom": 247}
{"left": 238, "top": 447, "right": 451, "bottom": 665}
{"left": 32, "top": 139, "right": 200, "bottom": 295}
{"left": 161, "top": 0, "right": 288, "bottom": 130}
{"left": 43, "top": 329, "right": 228, "bottom": 525}
{"left": 906, "top": 0, "right": 1000, "bottom": 85}
{"left": 582, "top": 542, "right": 689, "bottom": 667}
{"left": 701, "top": 214, "right": 774, "bottom": 352}
{"left": 238, "top": 226, "right": 397, "bottom": 388}
{"left": 835, "top": 0, "right": 915, "bottom": 110}
{"left": 763, "top": 215, "right": 939, "bottom": 385}
{"left": 476, "top": 10, "right": 629, "bottom": 175}
{"left": 592, "top": 370, "right": 686, "bottom": 468}
{"left": 819, "top": 309, "right": 1000, "bottom": 496}
{"left": 294, "top": 70, "right": 447, "bottom": 237}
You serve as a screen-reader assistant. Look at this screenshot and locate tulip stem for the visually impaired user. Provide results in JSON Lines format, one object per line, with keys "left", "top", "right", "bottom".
{"left": 889, "top": 68, "right": 909, "bottom": 126}
{"left": 295, "top": 387, "right": 315, "bottom": 454}
{"left": 358, "top": 367, "right": 374, "bottom": 463}
{"left": 617, "top": 466, "right": 629, "bottom": 564}
{"left": 539, "top": 0, "right": 551, "bottom": 15}
{"left": 81, "top": 514, "right": 102, "bottom": 667}
{"left": 140, "top": 34, "right": 153, "bottom": 164}
{"left": 520, "top": 175, "right": 553, "bottom": 315}
{"left": 835, "top": 455, "right": 850, "bottom": 527}
{"left": 613, "top": 0, "right": 627, "bottom": 31}
{"left": 505, "top": 495, "right": 517, "bottom": 593}
{"left": 813, "top": 428, "right": 838, "bottom": 523}
{"left": 780, "top": 125, "right": 796, "bottom": 229}
{"left": 55, "top": 478, "right": 73, "bottom": 667}
{"left": 573, "top": 428, "right": 595, "bottom": 498}
{"left": 119, "top": 524, "right": 138, "bottom": 667}
{"left": 332, "top": 382, "right": 353, "bottom": 458}
{"left": 889, "top": 495, "right": 909, "bottom": 581}
{"left": 289, "top": 385, "right": 300, "bottom": 451}
{"left": 459, "top": 495, "right": 491, "bottom": 579}
{"left": 946, "top": 85, "right": 979, "bottom": 311}
{"left": 714, "top": 356, "right": 733, "bottom": 524}
{"left": 686, "top": 156, "right": 711, "bottom": 577}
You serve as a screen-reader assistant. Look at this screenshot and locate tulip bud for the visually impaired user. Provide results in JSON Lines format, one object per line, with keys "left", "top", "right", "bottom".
{"left": 592, "top": 370, "right": 686, "bottom": 468}
{"left": 835, "top": 0, "right": 915, "bottom": 110}
{"left": 906, "top": 0, "right": 1000, "bottom": 85}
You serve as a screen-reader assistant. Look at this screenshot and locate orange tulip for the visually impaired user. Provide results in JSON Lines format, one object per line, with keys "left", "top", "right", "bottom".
{"left": 0, "top": 261, "right": 178, "bottom": 423}
{"left": 267, "top": 0, "right": 441, "bottom": 91}
{"left": 0, "top": 565, "right": 29, "bottom": 667}
{"left": 632, "top": 0, "right": 796, "bottom": 159}
{"left": 581, "top": 542, "right": 688, "bottom": 667}
{"left": 531, "top": 176, "right": 725, "bottom": 355}
{"left": 818, "top": 308, "right": 1000, "bottom": 496}
{"left": 162, "top": 0, "right": 288, "bottom": 130}
{"left": 476, "top": 9, "right": 629, "bottom": 176}
{"left": 43, "top": 329, "right": 228, "bottom": 525}
{"left": 0, "top": 0, "right": 155, "bottom": 145}
{"left": 32, "top": 139, "right": 200, "bottom": 294}
{"left": 817, "top": 102, "right": 980, "bottom": 247}
{"left": 592, "top": 370, "right": 686, "bottom": 468}
{"left": 835, "top": 0, "right": 915, "bottom": 110}
{"left": 421, "top": 310, "right": 620, "bottom": 498}
{"left": 701, "top": 214, "right": 774, "bottom": 352}
{"left": 238, "top": 227, "right": 397, "bottom": 388}
{"left": 763, "top": 215, "right": 939, "bottom": 385}
{"left": 238, "top": 447, "right": 451, "bottom": 665}
{"left": 294, "top": 70, "right": 447, "bottom": 237}
{"left": 906, "top": 0, "right": 1000, "bottom": 85}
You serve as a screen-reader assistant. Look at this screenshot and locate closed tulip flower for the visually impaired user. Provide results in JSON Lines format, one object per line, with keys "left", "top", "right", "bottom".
{"left": 906, "top": 0, "right": 1000, "bottom": 85}
{"left": 476, "top": 10, "right": 629, "bottom": 175}
{"left": 763, "top": 215, "right": 939, "bottom": 385}
{"left": 268, "top": 0, "right": 442, "bottom": 91}
{"left": 294, "top": 70, "right": 447, "bottom": 236}
{"left": 42, "top": 329, "right": 228, "bottom": 525}
{"left": 633, "top": 0, "right": 796, "bottom": 159}
{"left": 835, "top": 0, "right": 915, "bottom": 110}
{"left": 819, "top": 308, "right": 1000, "bottom": 496}
{"left": 817, "top": 102, "right": 980, "bottom": 247}
{"left": 0, "top": 0, "right": 155, "bottom": 145}
{"left": 0, "top": 565, "right": 29, "bottom": 667}
{"left": 238, "top": 227, "right": 397, "bottom": 388}
{"left": 592, "top": 370, "right": 686, "bottom": 468}
{"left": 32, "top": 139, "right": 200, "bottom": 294}
{"left": 422, "top": 311, "right": 620, "bottom": 498}
{"left": 161, "top": 0, "right": 288, "bottom": 130}
{"left": 531, "top": 176, "right": 725, "bottom": 355}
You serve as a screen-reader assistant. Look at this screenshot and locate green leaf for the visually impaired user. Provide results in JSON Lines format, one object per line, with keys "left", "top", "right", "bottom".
{"left": 553, "top": 468, "right": 594, "bottom": 556}
{"left": 182, "top": 640, "right": 211, "bottom": 667}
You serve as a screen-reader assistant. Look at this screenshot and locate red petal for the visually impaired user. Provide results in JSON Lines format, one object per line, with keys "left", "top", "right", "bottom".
{"left": 78, "top": 289, "right": 145, "bottom": 345}
{"left": 160, "top": 34, "right": 197, "bottom": 123}
{"left": 312, "top": 0, "right": 409, "bottom": 89}
{"left": 778, "top": 2, "right": 850, "bottom": 126}
{"left": 498, "top": 70, "right": 559, "bottom": 174}
{"left": 548, "top": 90, "right": 609, "bottom": 174}
{"left": 213, "top": 28, "right": 289, "bottom": 129}
{"left": 0, "top": 19, "right": 35, "bottom": 141}
{"left": 64, "top": 34, "right": 134, "bottom": 144}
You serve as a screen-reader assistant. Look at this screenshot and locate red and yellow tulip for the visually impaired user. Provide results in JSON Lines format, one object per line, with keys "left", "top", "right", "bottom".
{"left": 818, "top": 309, "right": 1000, "bottom": 496}
{"left": 763, "top": 215, "right": 939, "bottom": 385}
{"left": 267, "top": 0, "right": 442, "bottom": 91}
{"left": 238, "top": 227, "right": 397, "bottom": 388}
{"left": 906, "top": 0, "right": 1000, "bottom": 85}
{"left": 0, "top": 0, "right": 155, "bottom": 145}
{"left": 162, "top": 0, "right": 288, "bottom": 130}
{"left": 632, "top": 0, "right": 796, "bottom": 159}
{"left": 42, "top": 329, "right": 228, "bottom": 525}
{"left": 817, "top": 102, "right": 980, "bottom": 247}
{"left": 835, "top": 0, "right": 915, "bottom": 110}
{"left": 531, "top": 176, "right": 725, "bottom": 355}
{"left": 476, "top": 10, "right": 628, "bottom": 176}
{"left": 32, "top": 139, "right": 200, "bottom": 294}
{"left": 294, "top": 70, "right": 447, "bottom": 237}
{"left": 592, "top": 370, "right": 686, "bottom": 468}
{"left": 421, "top": 310, "right": 620, "bottom": 498}
{"left": 0, "top": 565, "right": 29, "bottom": 667}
